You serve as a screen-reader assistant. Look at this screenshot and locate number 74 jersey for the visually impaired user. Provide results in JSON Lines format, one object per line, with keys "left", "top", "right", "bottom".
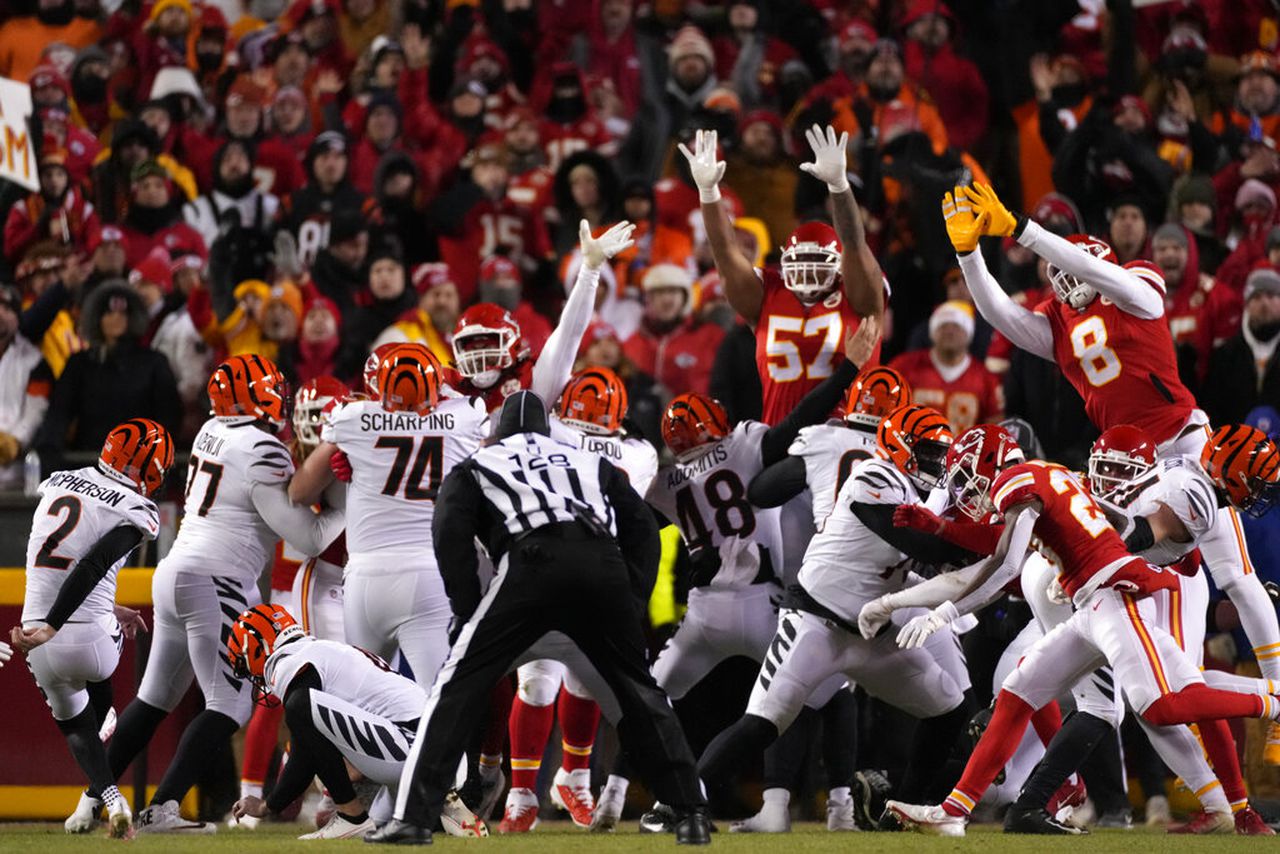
{"left": 322, "top": 396, "right": 489, "bottom": 557}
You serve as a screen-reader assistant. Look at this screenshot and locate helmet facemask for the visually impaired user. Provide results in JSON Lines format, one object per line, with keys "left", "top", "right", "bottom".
{"left": 947, "top": 451, "right": 992, "bottom": 521}
{"left": 454, "top": 330, "right": 515, "bottom": 388}
{"left": 1047, "top": 264, "right": 1098, "bottom": 310}
{"left": 781, "top": 247, "right": 840, "bottom": 303}
{"left": 1087, "top": 451, "right": 1153, "bottom": 505}
{"left": 911, "top": 437, "right": 951, "bottom": 490}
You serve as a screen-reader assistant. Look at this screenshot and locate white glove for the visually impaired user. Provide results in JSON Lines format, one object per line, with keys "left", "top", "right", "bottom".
{"left": 1046, "top": 575, "right": 1070, "bottom": 605}
{"left": 677, "top": 129, "right": 727, "bottom": 203}
{"left": 799, "top": 124, "right": 850, "bottom": 194}
{"left": 896, "top": 601, "right": 959, "bottom": 650}
{"left": 0, "top": 639, "right": 10, "bottom": 667}
{"left": 858, "top": 596, "right": 895, "bottom": 639}
{"left": 580, "top": 219, "right": 636, "bottom": 270}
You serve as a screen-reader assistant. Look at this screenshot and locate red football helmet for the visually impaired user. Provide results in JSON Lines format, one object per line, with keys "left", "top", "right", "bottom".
{"left": 945, "top": 424, "right": 1024, "bottom": 520}
{"left": 1047, "top": 234, "right": 1115, "bottom": 310}
{"left": 364, "top": 342, "right": 399, "bottom": 398}
{"left": 780, "top": 221, "right": 842, "bottom": 303}
{"left": 1088, "top": 424, "right": 1157, "bottom": 503}
{"left": 292, "top": 376, "right": 348, "bottom": 451}
{"left": 662, "top": 392, "right": 731, "bottom": 462}
{"left": 453, "top": 303, "right": 525, "bottom": 389}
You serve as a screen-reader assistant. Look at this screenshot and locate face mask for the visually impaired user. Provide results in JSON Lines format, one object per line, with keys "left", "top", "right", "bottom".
{"left": 1051, "top": 83, "right": 1088, "bottom": 106}
{"left": 73, "top": 73, "right": 107, "bottom": 104}
{"left": 868, "top": 82, "right": 898, "bottom": 103}
{"left": 1252, "top": 319, "right": 1280, "bottom": 340}
{"left": 547, "top": 93, "right": 585, "bottom": 124}
{"left": 197, "top": 50, "right": 223, "bottom": 72}
{"left": 217, "top": 172, "right": 254, "bottom": 199}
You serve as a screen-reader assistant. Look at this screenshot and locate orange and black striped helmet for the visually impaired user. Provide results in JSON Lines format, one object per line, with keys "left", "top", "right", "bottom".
{"left": 662, "top": 392, "right": 730, "bottom": 462}
{"left": 1201, "top": 424, "right": 1280, "bottom": 517}
{"left": 98, "top": 418, "right": 174, "bottom": 497}
{"left": 208, "top": 354, "right": 289, "bottom": 430}
{"left": 377, "top": 343, "right": 442, "bottom": 415}
{"left": 845, "top": 366, "right": 911, "bottom": 429}
{"left": 227, "top": 603, "right": 303, "bottom": 680}
{"left": 556, "top": 367, "right": 629, "bottom": 436}
{"left": 878, "top": 404, "right": 953, "bottom": 488}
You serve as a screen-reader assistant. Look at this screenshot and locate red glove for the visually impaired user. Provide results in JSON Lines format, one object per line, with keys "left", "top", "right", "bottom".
{"left": 1169, "top": 548, "right": 1203, "bottom": 578}
{"left": 329, "top": 449, "right": 352, "bottom": 482}
{"left": 894, "top": 503, "right": 946, "bottom": 535}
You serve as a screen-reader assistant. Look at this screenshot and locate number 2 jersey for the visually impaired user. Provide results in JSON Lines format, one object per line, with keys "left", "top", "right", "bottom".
{"left": 322, "top": 395, "right": 489, "bottom": 558}
{"left": 23, "top": 467, "right": 159, "bottom": 623}
{"left": 647, "top": 421, "right": 782, "bottom": 589}
{"left": 788, "top": 422, "right": 880, "bottom": 527}
{"left": 169, "top": 418, "right": 295, "bottom": 581}
{"left": 264, "top": 636, "right": 425, "bottom": 722}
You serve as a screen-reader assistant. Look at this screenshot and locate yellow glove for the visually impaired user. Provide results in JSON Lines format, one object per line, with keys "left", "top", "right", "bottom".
{"left": 942, "top": 187, "right": 985, "bottom": 253}
{"left": 966, "top": 181, "right": 1019, "bottom": 237}
{"left": 0, "top": 432, "right": 19, "bottom": 466}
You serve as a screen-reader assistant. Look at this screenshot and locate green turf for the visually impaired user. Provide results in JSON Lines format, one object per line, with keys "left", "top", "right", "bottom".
{"left": 0, "top": 821, "right": 1274, "bottom": 853}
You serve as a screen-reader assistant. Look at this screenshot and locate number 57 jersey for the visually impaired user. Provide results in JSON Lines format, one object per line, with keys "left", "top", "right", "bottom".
{"left": 323, "top": 395, "right": 490, "bottom": 557}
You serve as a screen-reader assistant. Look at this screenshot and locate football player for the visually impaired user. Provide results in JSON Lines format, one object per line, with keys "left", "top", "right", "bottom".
{"left": 105, "top": 356, "right": 345, "bottom": 834}
{"left": 686, "top": 124, "right": 885, "bottom": 426}
{"left": 877, "top": 452, "right": 1280, "bottom": 837}
{"left": 499, "top": 367, "right": 659, "bottom": 832}
{"left": 226, "top": 605, "right": 486, "bottom": 840}
{"left": 696, "top": 405, "right": 978, "bottom": 828}
{"left": 11, "top": 419, "right": 173, "bottom": 838}
{"left": 949, "top": 182, "right": 1280, "bottom": 758}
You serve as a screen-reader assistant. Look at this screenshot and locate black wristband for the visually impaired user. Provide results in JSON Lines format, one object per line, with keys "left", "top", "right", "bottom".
{"left": 1011, "top": 213, "right": 1030, "bottom": 240}
{"left": 1124, "top": 516, "right": 1156, "bottom": 553}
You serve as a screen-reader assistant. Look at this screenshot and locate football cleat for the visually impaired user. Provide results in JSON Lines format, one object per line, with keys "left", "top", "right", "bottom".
{"left": 1003, "top": 804, "right": 1086, "bottom": 835}
{"left": 362, "top": 819, "right": 431, "bottom": 845}
{"left": 1046, "top": 773, "right": 1087, "bottom": 820}
{"left": 441, "top": 790, "right": 488, "bottom": 837}
{"left": 1145, "top": 794, "right": 1172, "bottom": 826}
{"left": 298, "top": 812, "right": 377, "bottom": 839}
{"left": 826, "top": 796, "right": 857, "bottom": 831}
{"left": 729, "top": 795, "right": 789, "bottom": 833}
{"left": 852, "top": 769, "right": 892, "bottom": 831}
{"left": 135, "top": 800, "right": 216, "bottom": 834}
{"left": 497, "top": 787, "right": 539, "bottom": 833}
{"left": 1094, "top": 809, "right": 1133, "bottom": 829}
{"left": 1168, "top": 809, "right": 1233, "bottom": 834}
{"left": 550, "top": 767, "right": 595, "bottom": 828}
{"left": 885, "top": 801, "right": 966, "bottom": 837}
{"left": 106, "top": 794, "right": 133, "bottom": 840}
{"left": 591, "top": 778, "right": 626, "bottom": 833}
{"left": 1235, "top": 806, "right": 1276, "bottom": 835}
{"left": 476, "top": 764, "right": 505, "bottom": 820}
{"left": 64, "top": 791, "right": 101, "bottom": 833}
{"left": 639, "top": 802, "right": 677, "bottom": 833}
{"left": 313, "top": 791, "right": 335, "bottom": 830}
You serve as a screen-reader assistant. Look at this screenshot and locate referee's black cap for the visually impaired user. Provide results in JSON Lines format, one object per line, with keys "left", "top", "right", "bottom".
{"left": 495, "top": 390, "right": 550, "bottom": 439}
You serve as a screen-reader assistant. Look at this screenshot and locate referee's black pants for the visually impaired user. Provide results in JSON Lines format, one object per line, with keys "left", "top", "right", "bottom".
{"left": 396, "top": 523, "right": 705, "bottom": 826}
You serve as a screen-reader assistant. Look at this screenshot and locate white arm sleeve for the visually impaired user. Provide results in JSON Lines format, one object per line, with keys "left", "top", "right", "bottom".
{"left": 530, "top": 264, "right": 600, "bottom": 411}
{"left": 884, "top": 562, "right": 986, "bottom": 611}
{"left": 1017, "top": 220, "right": 1163, "bottom": 319}
{"left": 951, "top": 508, "right": 1038, "bottom": 616}
{"left": 959, "top": 250, "right": 1054, "bottom": 360}
{"left": 251, "top": 482, "right": 345, "bottom": 556}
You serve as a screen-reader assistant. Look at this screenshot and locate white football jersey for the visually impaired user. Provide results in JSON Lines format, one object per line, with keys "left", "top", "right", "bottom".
{"left": 1107, "top": 456, "right": 1217, "bottom": 567}
{"left": 550, "top": 417, "right": 659, "bottom": 496}
{"left": 789, "top": 421, "right": 880, "bottom": 528}
{"left": 799, "top": 457, "right": 917, "bottom": 622}
{"left": 166, "top": 418, "right": 295, "bottom": 579}
{"left": 264, "top": 636, "right": 425, "bottom": 722}
{"left": 23, "top": 467, "right": 159, "bottom": 623}
{"left": 646, "top": 421, "right": 782, "bottom": 589}
{"left": 323, "top": 396, "right": 489, "bottom": 557}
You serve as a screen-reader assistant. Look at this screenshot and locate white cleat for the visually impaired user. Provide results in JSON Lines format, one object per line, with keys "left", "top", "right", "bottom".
{"left": 134, "top": 799, "right": 216, "bottom": 834}
{"left": 730, "top": 798, "right": 790, "bottom": 833}
{"left": 886, "top": 800, "right": 967, "bottom": 837}
{"left": 298, "top": 812, "right": 377, "bottom": 840}
{"left": 442, "top": 790, "right": 489, "bottom": 837}
{"left": 590, "top": 779, "right": 626, "bottom": 833}
{"left": 107, "top": 795, "right": 133, "bottom": 839}
{"left": 827, "top": 796, "right": 858, "bottom": 831}
{"left": 64, "top": 791, "right": 101, "bottom": 833}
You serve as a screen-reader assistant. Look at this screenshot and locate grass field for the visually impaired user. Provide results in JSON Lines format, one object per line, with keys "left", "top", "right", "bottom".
{"left": 2, "top": 821, "right": 1279, "bottom": 853}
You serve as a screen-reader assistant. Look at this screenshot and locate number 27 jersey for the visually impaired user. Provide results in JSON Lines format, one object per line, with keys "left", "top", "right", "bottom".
{"left": 323, "top": 396, "right": 489, "bottom": 556}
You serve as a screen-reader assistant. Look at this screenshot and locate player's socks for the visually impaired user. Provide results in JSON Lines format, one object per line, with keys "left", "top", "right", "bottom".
{"left": 482, "top": 677, "right": 516, "bottom": 759}
{"left": 821, "top": 690, "right": 858, "bottom": 791}
{"left": 1142, "top": 684, "right": 1269, "bottom": 726}
{"left": 558, "top": 690, "right": 600, "bottom": 772}
{"left": 106, "top": 698, "right": 168, "bottom": 780}
{"left": 152, "top": 710, "right": 240, "bottom": 805}
{"left": 941, "top": 690, "right": 1034, "bottom": 818}
{"left": 1013, "top": 711, "right": 1111, "bottom": 811}
{"left": 764, "top": 707, "right": 817, "bottom": 791}
{"left": 1030, "top": 700, "right": 1063, "bottom": 747}
{"left": 508, "top": 696, "right": 554, "bottom": 790}
{"left": 57, "top": 705, "right": 116, "bottom": 800}
{"left": 240, "top": 701, "right": 284, "bottom": 801}
{"left": 897, "top": 690, "right": 973, "bottom": 804}
{"left": 87, "top": 679, "right": 114, "bottom": 730}
{"left": 698, "top": 714, "right": 780, "bottom": 790}
{"left": 1196, "top": 717, "right": 1248, "bottom": 809}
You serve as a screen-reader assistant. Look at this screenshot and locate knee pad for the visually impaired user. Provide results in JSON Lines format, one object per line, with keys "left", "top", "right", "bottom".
{"left": 518, "top": 673, "right": 561, "bottom": 707}
{"left": 561, "top": 668, "right": 594, "bottom": 701}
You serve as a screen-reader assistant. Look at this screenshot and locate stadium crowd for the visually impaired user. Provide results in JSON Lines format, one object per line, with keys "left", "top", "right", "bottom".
{"left": 8, "top": 0, "right": 1280, "bottom": 837}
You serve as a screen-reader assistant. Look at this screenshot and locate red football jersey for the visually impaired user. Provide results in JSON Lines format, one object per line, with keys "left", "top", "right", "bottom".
{"left": 1165, "top": 274, "right": 1241, "bottom": 384}
{"left": 438, "top": 197, "right": 552, "bottom": 303}
{"left": 755, "top": 269, "right": 881, "bottom": 425}
{"left": 454, "top": 358, "right": 534, "bottom": 413}
{"left": 888, "top": 349, "right": 1003, "bottom": 433}
{"left": 992, "top": 461, "right": 1173, "bottom": 599}
{"left": 1037, "top": 295, "right": 1198, "bottom": 444}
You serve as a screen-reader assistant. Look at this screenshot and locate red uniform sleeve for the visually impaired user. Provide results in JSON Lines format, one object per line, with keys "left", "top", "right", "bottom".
{"left": 992, "top": 463, "right": 1041, "bottom": 514}
{"left": 939, "top": 519, "right": 1005, "bottom": 556}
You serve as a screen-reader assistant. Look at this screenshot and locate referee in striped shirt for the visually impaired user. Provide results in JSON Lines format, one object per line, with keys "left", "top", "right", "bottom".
{"left": 368, "top": 391, "right": 710, "bottom": 845}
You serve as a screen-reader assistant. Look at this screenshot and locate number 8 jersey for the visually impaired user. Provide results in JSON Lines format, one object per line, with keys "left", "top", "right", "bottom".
{"left": 322, "top": 395, "right": 489, "bottom": 556}
{"left": 646, "top": 421, "right": 782, "bottom": 589}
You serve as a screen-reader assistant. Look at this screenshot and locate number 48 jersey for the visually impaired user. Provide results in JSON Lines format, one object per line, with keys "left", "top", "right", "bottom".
{"left": 322, "top": 396, "right": 489, "bottom": 557}
{"left": 23, "top": 467, "right": 159, "bottom": 624}
{"left": 646, "top": 421, "right": 782, "bottom": 589}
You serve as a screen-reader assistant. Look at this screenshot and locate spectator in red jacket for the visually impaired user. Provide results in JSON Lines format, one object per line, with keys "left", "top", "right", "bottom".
{"left": 282, "top": 0, "right": 353, "bottom": 78}
{"left": 455, "top": 35, "right": 525, "bottom": 131}
{"left": 5, "top": 148, "right": 101, "bottom": 265}
{"left": 890, "top": 300, "right": 1002, "bottom": 433}
{"left": 206, "top": 76, "right": 306, "bottom": 198}
{"left": 623, "top": 263, "right": 725, "bottom": 398}
{"left": 265, "top": 86, "right": 316, "bottom": 167}
{"left": 1151, "top": 222, "right": 1242, "bottom": 385}
{"left": 36, "top": 104, "right": 98, "bottom": 189}
{"left": 476, "top": 255, "right": 551, "bottom": 358}
{"left": 120, "top": 159, "right": 207, "bottom": 268}
{"left": 900, "top": 0, "right": 989, "bottom": 152}
{"left": 68, "top": 45, "right": 117, "bottom": 138}
{"left": 1217, "top": 178, "right": 1279, "bottom": 293}
{"left": 712, "top": 0, "right": 801, "bottom": 109}
{"left": 796, "top": 19, "right": 877, "bottom": 118}
{"left": 349, "top": 92, "right": 404, "bottom": 196}
{"left": 530, "top": 62, "right": 613, "bottom": 170}
{"left": 131, "top": 0, "right": 195, "bottom": 102}
{"left": 578, "top": 0, "right": 652, "bottom": 116}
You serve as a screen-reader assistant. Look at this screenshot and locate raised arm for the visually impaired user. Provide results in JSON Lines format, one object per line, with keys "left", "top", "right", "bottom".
{"left": 800, "top": 124, "right": 883, "bottom": 319}
{"left": 530, "top": 219, "right": 634, "bottom": 409}
{"left": 944, "top": 187, "right": 1054, "bottom": 360}
{"left": 680, "top": 129, "right": 763, "bottom": 324}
